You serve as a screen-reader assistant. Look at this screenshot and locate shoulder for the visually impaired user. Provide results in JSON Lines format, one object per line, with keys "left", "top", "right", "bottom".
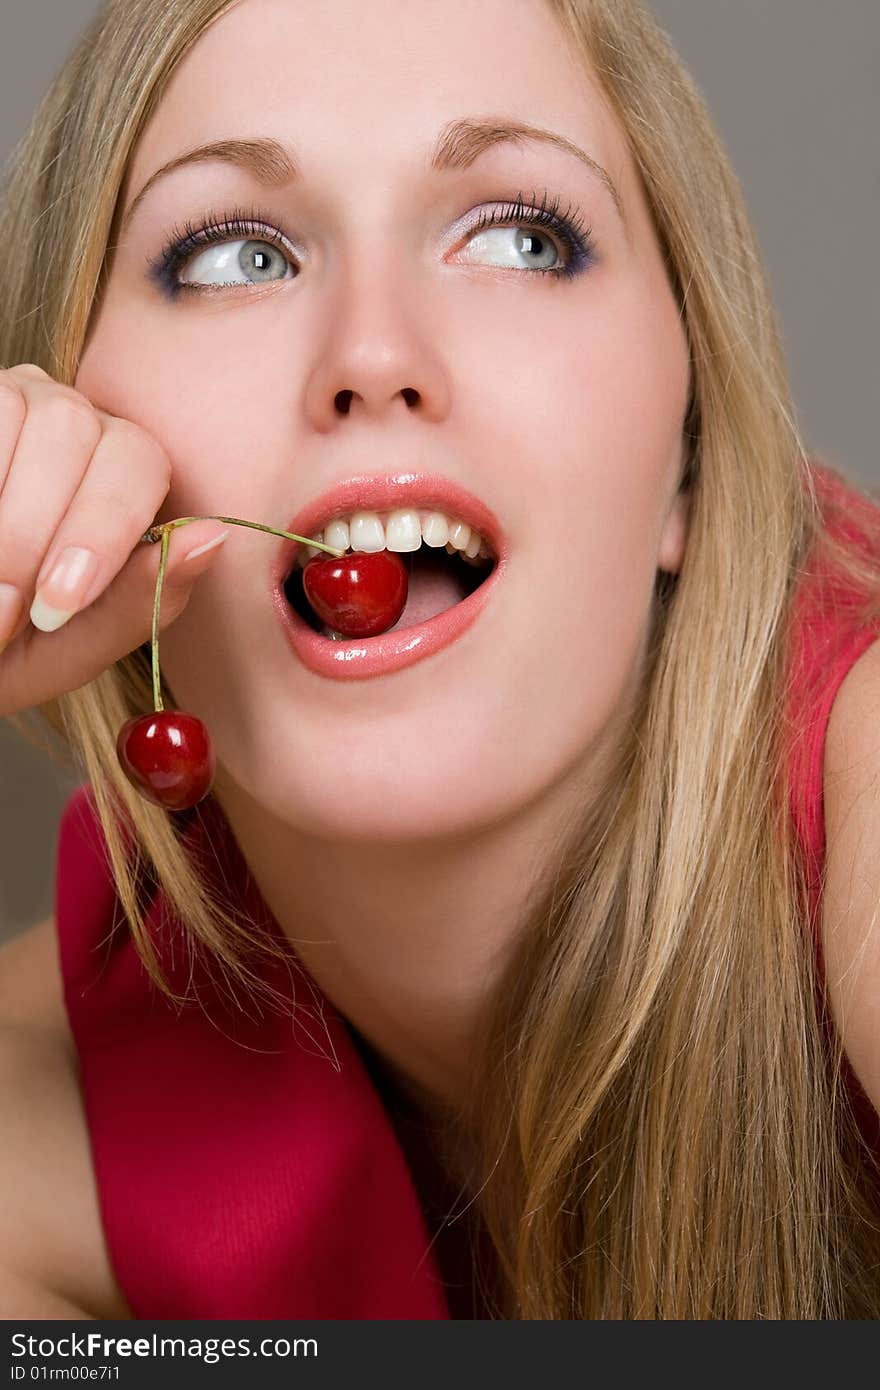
{"left": 821, "top": 633, "right": 880, "bottom": 1117}
{"left": 0, "top": 915, "right": 73, "bottom": 1050}
{"left": 0, "top": 917, "right": 133, "bottom": 1317}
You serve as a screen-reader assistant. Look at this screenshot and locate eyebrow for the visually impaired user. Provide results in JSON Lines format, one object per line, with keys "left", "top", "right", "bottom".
{"left": 121, "top": 115, "right": 625, "bottom": 232}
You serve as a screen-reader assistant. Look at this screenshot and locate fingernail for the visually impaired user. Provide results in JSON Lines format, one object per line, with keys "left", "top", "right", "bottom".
{"left": 0, "top": 582, "right": 21, "bottom": 647}
{"left": 36, "top": 544, "right": 99, "bottom": 600}
{"left": 183, "top": 528, "right": 229, "bottom": 561}
{"left": 31, "top": 546, "right": 99, "bottom": 632}
{"left": 30, "top": 592, "right": 75, "bottom": 632}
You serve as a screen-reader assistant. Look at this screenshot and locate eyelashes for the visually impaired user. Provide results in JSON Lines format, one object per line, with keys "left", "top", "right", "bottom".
{"left": 147, "top": 206, "right": 295, "bottom": 299}
{"left": 146, "top": 188, "right": 598, "bottom": 300}
{"left": 469, "top": 189, "right": 596, "bottom": 280}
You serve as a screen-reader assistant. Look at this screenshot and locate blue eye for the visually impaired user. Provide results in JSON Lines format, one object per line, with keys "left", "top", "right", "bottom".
{"left": 177, "top": 236, "right": 292, "bottom": 289}
{"left": 463, "top": 189, "right": 596, "bottom": 280}
{"left": 148, "top": 189, "right": 596, "bottom": 300}
{"left": 147, "top": 211, "right": 296, "bottom": 299}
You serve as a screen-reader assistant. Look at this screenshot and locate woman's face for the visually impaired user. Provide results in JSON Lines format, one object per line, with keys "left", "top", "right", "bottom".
{"left": 75, "top": 0, "right": 691, "bottom": 843}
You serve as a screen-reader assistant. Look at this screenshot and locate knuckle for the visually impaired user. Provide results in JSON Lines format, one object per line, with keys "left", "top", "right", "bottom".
{"left": 59, "top": 383, "right": 99, "bottom": 412}
{"left": 0, "top": 380, "right": 25, "bottom": 420}
{"left": 109, "top": 418, "right": 172, "bottom": 478}
{"left": 42, "top": 394, "right": 102, "bottom": 448}
{"left": 11, "top": 363, "right": 49, "bottom": 379}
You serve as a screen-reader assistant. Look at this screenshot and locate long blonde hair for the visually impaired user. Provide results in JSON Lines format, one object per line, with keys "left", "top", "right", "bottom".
{"left": 2, "top": 0, "right": 880, "bottom": 1319}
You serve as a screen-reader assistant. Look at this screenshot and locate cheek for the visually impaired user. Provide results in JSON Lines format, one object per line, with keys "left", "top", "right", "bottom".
{"left": 74, "top": 292, "right": 272, "bottom": 478}
{"left": 546, "top": 279, "right": 690, "bottom": 558}
{"left": 74, "top": 320, "right": 194, "bottom": 463}
{"left": 510, "top": 292, "right": 687, "bottom": 728}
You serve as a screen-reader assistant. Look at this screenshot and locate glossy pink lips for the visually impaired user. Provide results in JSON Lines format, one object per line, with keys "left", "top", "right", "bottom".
{"left": 272, "top": 472, "right": 506, "bottom": 590}
{"left": 272, "top": 472, "right": 509, "bottom": 681}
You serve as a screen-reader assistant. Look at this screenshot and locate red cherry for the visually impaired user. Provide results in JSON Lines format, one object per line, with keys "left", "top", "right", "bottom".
{"left": 301, "top": 548, "right": 409, "bottom": 638}
{"left": 116, "top": 710, "right": 215, "bottom": 810}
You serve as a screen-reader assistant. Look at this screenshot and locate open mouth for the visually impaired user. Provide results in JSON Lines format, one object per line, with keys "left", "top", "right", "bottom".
{"left": 283, "top": 540, "right": 497, "bottom": 639}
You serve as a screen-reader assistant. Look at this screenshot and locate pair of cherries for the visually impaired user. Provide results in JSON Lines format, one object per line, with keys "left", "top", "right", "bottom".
{"left": 116, "top": 515, "right": 408, "bottom": 811}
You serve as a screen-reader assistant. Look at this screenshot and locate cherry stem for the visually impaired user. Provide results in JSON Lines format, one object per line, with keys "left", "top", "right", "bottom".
{"left": 140, "top": 514, "right": 346, "bottom": 557}
{"left": 142, "top": 514, "right": 347, "bottom": 713}
{"left": 151, "top": 526, "right": 170, "bottom": 712}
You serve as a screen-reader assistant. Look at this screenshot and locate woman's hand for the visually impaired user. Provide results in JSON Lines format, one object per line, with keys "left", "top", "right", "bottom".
{"left": 0, "top": 364, "right": 227, "bottom": 717}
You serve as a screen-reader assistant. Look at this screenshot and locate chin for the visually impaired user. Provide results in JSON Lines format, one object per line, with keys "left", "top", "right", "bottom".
{"left": 218, "top": 755, "right": 523, "bottom": 846}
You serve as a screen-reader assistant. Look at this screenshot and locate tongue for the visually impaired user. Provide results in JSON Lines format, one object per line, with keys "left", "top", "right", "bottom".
{"left": 386, "top": 549, "right": 469, "bottom": 632}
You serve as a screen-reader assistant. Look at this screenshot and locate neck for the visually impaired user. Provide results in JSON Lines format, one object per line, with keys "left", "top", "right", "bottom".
{"left": 215, "top": 768, "right": 592, "bottom": 1117}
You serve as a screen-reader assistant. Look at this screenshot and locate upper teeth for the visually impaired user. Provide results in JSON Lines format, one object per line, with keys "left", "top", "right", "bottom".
{"left": 296, "top": 509, "right": 493, "bottom": 567}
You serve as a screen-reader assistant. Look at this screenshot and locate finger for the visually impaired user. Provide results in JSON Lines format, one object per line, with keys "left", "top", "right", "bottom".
{"left": 0, "top": 376, "right": 27, "bottom": 497}
{"left": 25, "top": 417, "right": 174, "bottom": 633}
{"left": 0, "top": 518, "right": 229, "bottom": 713}
{"left": 0, "top": 379, "right": 104, "bottom": 635}
{"left": 0, "top": 366, "right": 98, "bottom": 499}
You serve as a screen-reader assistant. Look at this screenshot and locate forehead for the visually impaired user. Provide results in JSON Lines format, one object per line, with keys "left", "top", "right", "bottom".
{"left": 124, "top": 0, "right": 626, "bottom": 204}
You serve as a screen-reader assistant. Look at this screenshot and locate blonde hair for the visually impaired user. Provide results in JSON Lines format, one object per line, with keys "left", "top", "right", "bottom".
{"left": 2, "top": 0, "right": 880, "bottom": 1319}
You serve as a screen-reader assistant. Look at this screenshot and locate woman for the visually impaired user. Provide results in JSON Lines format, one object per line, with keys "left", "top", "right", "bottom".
{"left": 1, "top": 0, "right": 879, "bottom": 1318}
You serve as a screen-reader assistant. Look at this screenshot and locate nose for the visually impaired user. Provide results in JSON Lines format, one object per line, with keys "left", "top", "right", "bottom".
{"left": 302, "top": 249, "right": 451, "bottom": 430}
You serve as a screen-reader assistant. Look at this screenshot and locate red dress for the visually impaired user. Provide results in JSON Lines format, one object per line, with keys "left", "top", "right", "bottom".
{"left": 55, "top": 785, "right": 451, "bottom": 1319}
{"left": 785, "top": 462, "right": 880, "bottom": 1149}
{"left": 53, "top": 463, "right": 880, "bottom": 1318}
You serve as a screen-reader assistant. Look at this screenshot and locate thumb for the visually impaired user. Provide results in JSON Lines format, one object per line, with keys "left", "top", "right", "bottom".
{"left": 142, "top": 520, "right": 230, "bottom": 629}
{"left": 163, "top": 519, "right": 231, "bottom": 565}
{"left": 0, "top": 522, "right": 231, "bottom": 718}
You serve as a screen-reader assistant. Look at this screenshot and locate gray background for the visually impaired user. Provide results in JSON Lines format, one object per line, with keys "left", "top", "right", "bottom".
{"left": 1, "top": 0, "right": 878, "bottom": 941}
